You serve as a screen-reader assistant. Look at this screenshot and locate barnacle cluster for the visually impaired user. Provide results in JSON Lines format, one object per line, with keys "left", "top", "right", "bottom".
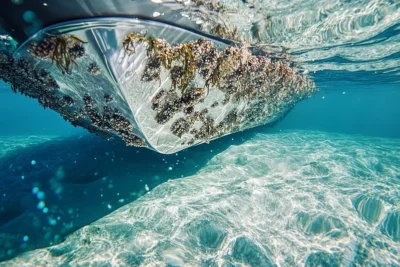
{"left": 153, "top": 90, "right": 181, "bottom": 124}
{"left": 108, "top": 111, "right": 146, "bottom": 147}
{"left": 28, "top": 35, "right": 87, "bottom": 74}
{"left": 0, "top": 48, "right": 87, "bottom": 132}
{"left": 81, "top": 94, "right": 146, "bottom": 147}
{"left": 195, "top": 117, "right": 217, "bottom": 143}
{"left": 124, "top": 32, "right": 316, "bottom": 145}
{"left": 170, "top": 118, "right": 190, "bottom": 138}
{"left": 59, "top": 95, "right": 75, "bottom": 107}
{"left": 1, "top": 39, "right": 145, "bottom": 148}
{"left": 0, "top": 50, "right": 59, "bottom": 104}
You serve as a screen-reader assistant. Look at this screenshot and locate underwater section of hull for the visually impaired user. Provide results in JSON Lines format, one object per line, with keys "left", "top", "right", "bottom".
{"left": 4, "top": 18, "right": 315, "bottom": 154}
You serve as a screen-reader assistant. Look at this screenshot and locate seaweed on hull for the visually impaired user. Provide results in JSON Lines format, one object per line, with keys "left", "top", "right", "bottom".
{"left": 123, "top": 32, "right": 317, "bottom": 145}
{"left": 28, "top": 34, "right": 87, "bottom": 74}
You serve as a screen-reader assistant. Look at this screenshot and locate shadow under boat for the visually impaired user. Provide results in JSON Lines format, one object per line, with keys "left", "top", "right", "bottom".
{"left": 0, "top": 111, "right": 290, "bottom": 262}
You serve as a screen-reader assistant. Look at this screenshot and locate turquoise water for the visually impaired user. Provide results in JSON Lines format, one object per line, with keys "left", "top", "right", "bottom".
{"left": 1, "top": 78, "right": 399, "bottom": 265}
{"left": 1, "top": 0, "right": 400, "bottom": 266}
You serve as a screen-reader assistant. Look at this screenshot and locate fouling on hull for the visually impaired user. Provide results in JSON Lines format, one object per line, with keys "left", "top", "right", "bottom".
{"left": 4, "top": 18, "right": 316, "bottom": 154}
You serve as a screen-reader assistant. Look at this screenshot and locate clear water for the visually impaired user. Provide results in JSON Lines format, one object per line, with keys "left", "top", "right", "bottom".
{"left": 0, "top": 0, "right": 399, "bottom": 266}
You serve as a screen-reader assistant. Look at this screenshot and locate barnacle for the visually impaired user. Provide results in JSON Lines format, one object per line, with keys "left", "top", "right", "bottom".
{"left": 196, "top": 117, "right": 217, "bottom": 143}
